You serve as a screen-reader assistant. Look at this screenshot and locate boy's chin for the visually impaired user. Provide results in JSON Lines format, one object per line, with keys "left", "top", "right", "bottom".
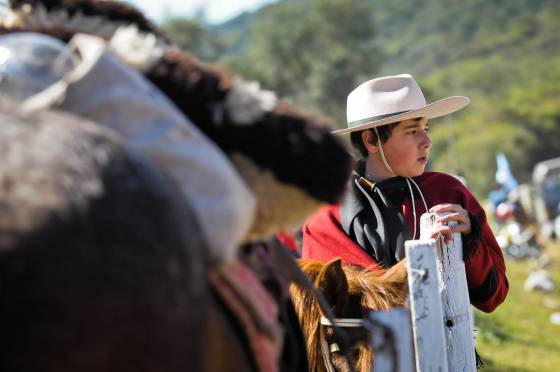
{"left": 404, "top": 168, "right": 425, "bottom": 178}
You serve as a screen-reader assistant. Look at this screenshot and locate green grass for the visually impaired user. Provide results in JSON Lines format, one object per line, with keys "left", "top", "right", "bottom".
{"left": 475, "top": 241, "right": 560, "bottom": 371}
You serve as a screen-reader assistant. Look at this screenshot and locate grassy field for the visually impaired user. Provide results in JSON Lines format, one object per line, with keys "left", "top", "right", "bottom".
{"left": 475, "top": 241, "right": 560, "bottom": 371}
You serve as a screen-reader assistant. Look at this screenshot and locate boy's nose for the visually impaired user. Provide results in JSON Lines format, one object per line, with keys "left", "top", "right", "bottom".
{"left": 421, "top": 131, "right": 432, "bottom": 149}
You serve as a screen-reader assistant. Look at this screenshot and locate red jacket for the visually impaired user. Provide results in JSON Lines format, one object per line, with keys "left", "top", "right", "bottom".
{"left": 302, "top": 172, "right": 508, "bottom": 312}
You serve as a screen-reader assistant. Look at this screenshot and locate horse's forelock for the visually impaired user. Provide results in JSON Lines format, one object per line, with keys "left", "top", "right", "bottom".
{"left": 344, "top": 265, "right": 407, "bottom": 311}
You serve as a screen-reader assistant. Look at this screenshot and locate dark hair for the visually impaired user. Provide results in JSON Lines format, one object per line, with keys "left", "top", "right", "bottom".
{"left": 349, "top": 123, "right": 399, "bottom": 160}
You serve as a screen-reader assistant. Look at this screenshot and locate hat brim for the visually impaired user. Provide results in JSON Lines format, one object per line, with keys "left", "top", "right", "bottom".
{"left": 332, "top": 96, "right": 470, "bottom": 135}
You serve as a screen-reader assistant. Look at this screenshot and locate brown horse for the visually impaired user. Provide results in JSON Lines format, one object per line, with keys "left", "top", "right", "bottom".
{"left": 291, "top": 259, "right": 408, "bottom": 372}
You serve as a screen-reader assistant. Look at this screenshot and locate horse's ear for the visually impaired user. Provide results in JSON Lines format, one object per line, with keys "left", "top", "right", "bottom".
{"left": 315, "top": 258, "right": 349, "bottom": 316}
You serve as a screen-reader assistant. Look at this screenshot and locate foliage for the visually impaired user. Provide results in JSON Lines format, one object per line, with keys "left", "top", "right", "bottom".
{"left": 161, "top": 18, "right": 225, "bottom": 62}
{"left": 161, "top": 0, "right": 560, "bottom": 196}
{"left": 223, "top": 0, "right": 382, "bottom": 125}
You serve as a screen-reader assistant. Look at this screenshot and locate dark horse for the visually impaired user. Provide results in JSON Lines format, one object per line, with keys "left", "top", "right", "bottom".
{"left": 0, "top": 107, "right": 303, "bottom": 372}
{"left": 0, "top": 108, "right": 214, "bottom": 371}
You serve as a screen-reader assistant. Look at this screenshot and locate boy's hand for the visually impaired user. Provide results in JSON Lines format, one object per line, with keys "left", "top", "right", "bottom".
{"left": 428, "top": 204, "right": 471, "bottom": 244}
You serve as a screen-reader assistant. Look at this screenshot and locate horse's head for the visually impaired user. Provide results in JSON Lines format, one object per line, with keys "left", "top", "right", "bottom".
{"left": 291, "top": 259, "right": 408, "bottom": 372}
{"left": 0, "top": 0, "right": 353, "bottom": 245}
{"left": 0, "top": 108, "right": 208, "bottom": 371}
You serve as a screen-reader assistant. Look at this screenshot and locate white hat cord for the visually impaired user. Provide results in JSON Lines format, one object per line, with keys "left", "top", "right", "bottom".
{"left": 405, "top": 178, "right": 418, "bottom": 240}
{"left": 409, "top": 177, "right": 429, "bottom": 213}
{"left": 405, "top": 177, "right": 429, "bottom": 240}
{"left": 373, "top": 126, "right": 395, "bottom": 175}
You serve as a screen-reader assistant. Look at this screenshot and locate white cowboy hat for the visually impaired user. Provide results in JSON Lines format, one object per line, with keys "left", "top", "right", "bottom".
{"left": 333, "top": 74, "right": 470, "bottom": 135}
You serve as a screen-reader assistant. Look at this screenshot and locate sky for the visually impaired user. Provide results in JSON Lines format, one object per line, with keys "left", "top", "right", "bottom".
{"left": 123, "top": 0, "right": 277, "bottom": 24}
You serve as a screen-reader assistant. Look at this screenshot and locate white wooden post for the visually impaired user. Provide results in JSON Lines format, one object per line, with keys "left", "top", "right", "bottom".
{"left": 366, "top": 308, "right": 414, "bottom": 372}
{"left": 420, "top": 213, "right": 476, "bottom": 372}
{"left": 405, "top": 239, "right": 448, "bottom": 372}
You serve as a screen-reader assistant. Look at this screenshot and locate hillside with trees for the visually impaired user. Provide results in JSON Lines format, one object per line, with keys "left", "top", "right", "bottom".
{"left": 161, "top": 0, "right": 560, "bottom": 196}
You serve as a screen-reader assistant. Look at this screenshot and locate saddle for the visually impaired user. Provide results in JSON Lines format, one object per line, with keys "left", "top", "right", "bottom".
{"left": 209, "top": 242, "right": 309, "bottom": 372}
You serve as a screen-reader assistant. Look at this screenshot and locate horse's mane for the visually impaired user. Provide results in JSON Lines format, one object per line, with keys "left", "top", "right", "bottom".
{"left": 291, "top": 259, "right": 408, "bottom": 372}
{"left": 344, "top": 262, "right": 408, "bottom": 311}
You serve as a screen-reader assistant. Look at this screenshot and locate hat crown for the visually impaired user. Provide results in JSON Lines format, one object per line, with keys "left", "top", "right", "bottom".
{"left": 347, "top": 74, "right": 426, "bottom": 124}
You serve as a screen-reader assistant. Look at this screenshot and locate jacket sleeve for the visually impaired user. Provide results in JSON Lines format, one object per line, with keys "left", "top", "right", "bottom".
{"left": 463, "top": 218, "right": 509, "bottom": 312}
{"left": 456, "top": 182, "right": 509, "bottom": 312}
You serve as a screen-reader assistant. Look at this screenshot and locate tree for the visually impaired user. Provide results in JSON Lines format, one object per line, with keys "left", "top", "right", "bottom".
{"left": 161, "top": 18, "right": 225, "bottom": 62}
{"left": 226, "top": 0, "right": 382, "bottom": 126}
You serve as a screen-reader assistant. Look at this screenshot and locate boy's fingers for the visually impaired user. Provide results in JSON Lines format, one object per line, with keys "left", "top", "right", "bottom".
{"left": 429, "top": 225, "right": 453, "bottom": 243}
{"left": 437, "top": 211, "right": 469, "bottom": 225}
{"left": 430, "top": 204, "right": 471, "bottom": 235}
{"left": 437, "top": 217, "right": 471, "bottom": 236}
{"left": 430, "top": 203, "right": 461, "bottom": 213}
{"left": 441, "top": 230, "right": 453, "bottom": 244}
{"left": 437, "top": 212, "right": 464, "bottom": 223}
{"left": 450, "top": 224, "right": 469, "bottom": 235}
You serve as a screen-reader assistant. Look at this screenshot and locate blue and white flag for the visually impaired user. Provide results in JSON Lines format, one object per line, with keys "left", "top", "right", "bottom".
{"left": 495, "top": 152, "right": 519, "bottom": 192}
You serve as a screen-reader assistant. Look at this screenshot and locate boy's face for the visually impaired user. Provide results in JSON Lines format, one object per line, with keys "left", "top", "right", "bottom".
{"left": 380, "top": 117, "right": 431, "bottom": 177}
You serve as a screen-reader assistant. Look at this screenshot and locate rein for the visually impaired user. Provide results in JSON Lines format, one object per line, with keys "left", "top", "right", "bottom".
{"left": 320, "top": 316, "right": 364, "bottom": 328}
{"left": 319, "top": 316, "right": 366, "bottom": 372}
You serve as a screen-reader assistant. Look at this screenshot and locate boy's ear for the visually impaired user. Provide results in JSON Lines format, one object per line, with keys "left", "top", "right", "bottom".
{"left": 362, "top": 130, "right": 379, "bottom": 154}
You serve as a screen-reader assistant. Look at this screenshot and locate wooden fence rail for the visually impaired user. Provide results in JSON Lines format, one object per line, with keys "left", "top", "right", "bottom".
{"left": 420, "top": 213, "right": 476, "bottom": 372}
{"left": 369, "top": 212, "right": 476, "bottom": 372}
{"left": 406, "top": 238, "right": 448, "bottom": 372}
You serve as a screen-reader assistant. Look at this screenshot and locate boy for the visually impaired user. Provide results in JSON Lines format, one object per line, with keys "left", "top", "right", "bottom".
{"left": 302, "top": 74, "right": 508, "bottom": 312}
